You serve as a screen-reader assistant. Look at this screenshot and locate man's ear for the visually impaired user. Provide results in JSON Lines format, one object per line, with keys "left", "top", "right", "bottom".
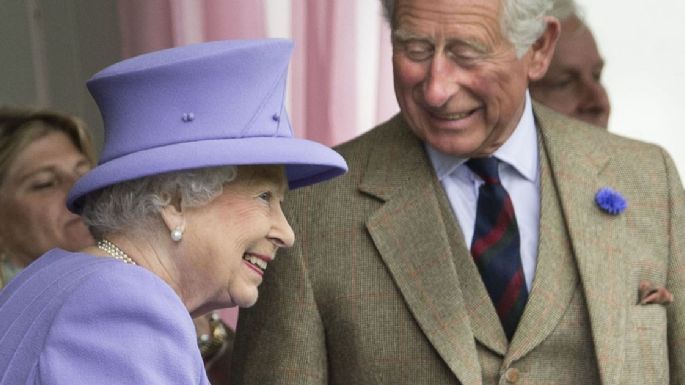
{"left": 527, "top": 16, "right": 561, "bottom": 81}
{"left": 159, "top": 194, "right": 185, "bottom": 236}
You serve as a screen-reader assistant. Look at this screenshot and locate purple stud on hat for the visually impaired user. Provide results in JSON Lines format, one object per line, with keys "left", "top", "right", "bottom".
{"left": 67, "top": 39, "right": 347, "bottom": 213}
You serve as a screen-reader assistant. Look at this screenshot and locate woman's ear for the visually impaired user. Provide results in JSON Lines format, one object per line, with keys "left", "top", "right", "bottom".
{"left": 159, "top": 193, "right": 185, "bottom": 236}
{"left": 527, "top": 16, "right": 561, "bottom": 81}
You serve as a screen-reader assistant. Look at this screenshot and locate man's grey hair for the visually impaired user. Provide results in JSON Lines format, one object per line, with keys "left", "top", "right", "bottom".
{"left": 81, "top": 166, "right": 237, "bottom": 239}
{"left": 380, "top": 0, "right": 554, "bottom": 57}
{"left": 547, "top": 0, "right": 580, "bottom": 20}
{"left": 546, "top": 0, "right": 590, "bottom": 39}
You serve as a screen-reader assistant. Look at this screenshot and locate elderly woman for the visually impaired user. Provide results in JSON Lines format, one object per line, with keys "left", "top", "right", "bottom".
{"left": 0, "top": 108, "right": 96, "bottom": 286}
{"left": 0, "top": 39, "right": 347, "bottom": 384}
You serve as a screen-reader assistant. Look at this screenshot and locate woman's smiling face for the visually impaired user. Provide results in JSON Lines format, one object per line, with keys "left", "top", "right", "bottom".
{"left": 181, "top": 165, "right": 295, "bottom": 310}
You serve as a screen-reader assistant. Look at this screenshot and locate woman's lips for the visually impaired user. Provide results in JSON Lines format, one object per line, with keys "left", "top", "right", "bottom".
{"left": 242, "top": 253, "right": 272, "bottom": 276}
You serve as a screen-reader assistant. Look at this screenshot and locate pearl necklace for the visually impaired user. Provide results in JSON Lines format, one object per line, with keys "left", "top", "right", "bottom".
{"left": 97, "top": 239, "right": 137, "bottom": 265}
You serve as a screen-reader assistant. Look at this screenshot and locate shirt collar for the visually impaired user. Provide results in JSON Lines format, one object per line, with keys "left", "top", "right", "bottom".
{"left": 427, "top": 91, "right": 538, "bottom": 182}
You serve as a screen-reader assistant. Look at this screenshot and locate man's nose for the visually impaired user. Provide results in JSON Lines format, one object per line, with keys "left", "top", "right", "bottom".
{"left": 579, "top": 80, "right": 610, "bottom": 113}
{"left": 422, "top": 55, "right": 460, "bottom": 107}
{"left": 576, "top": 78, "right": 611, "bottom": 127}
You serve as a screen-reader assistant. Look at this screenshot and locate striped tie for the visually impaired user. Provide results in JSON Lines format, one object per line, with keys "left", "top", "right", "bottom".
{"left": 466, "top": 157, "right": 527, "bottom": 341}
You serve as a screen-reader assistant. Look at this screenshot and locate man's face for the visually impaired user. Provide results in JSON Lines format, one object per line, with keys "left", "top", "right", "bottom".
{"left": 529, "top": 15, "right": 610, "bottom": 128}
{"left": 391, "top": 0, "right": 545, "bottom": 158}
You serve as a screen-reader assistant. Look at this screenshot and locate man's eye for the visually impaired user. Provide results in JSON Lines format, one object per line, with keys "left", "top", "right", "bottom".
{"left": 549, "top": 76, "right": 574, "bottom": 89}
{"left": 403, "top": 41, "right": 433, "bottom": 61}
{"left": 448, "top": 49, "right": 479, "bottom": 62}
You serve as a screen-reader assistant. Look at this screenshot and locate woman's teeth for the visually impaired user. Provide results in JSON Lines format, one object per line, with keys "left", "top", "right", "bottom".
{"left": 243, "top": 254, "right": 267, "bottom": 270}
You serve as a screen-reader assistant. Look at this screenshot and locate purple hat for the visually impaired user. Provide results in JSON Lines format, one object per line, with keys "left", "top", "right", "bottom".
{"left": 67, "top": 39, "right": 347, "bottom": 213}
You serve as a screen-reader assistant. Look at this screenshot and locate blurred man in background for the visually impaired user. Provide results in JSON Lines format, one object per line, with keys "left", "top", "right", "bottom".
{"left": 530, "top": 0, "right": 611, "bottom": 128}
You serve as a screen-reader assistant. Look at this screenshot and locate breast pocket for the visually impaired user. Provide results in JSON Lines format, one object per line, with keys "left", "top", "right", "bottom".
{"left": 622, "top": 304, "right": 669, "bottom": 384}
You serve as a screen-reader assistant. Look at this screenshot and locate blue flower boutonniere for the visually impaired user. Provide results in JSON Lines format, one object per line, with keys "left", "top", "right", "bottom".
{"left": 595, "top": 187, "right": 627, "bottom": 215}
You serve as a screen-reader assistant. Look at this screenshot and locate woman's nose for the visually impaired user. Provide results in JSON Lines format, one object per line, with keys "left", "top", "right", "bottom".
{"left": 270, "top": 206, "right": 295, "bottom": 248}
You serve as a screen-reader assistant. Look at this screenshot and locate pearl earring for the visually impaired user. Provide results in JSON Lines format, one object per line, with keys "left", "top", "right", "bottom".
{"left": 171, "top": 227, "right": 183, "bottom": 242}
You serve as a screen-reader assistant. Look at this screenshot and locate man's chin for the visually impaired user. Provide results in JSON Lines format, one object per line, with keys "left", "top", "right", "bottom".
{"left": 426, "top": 132, "right": 489, "bottom": 158}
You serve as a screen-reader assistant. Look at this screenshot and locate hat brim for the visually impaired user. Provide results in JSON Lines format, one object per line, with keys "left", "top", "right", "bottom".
{"left": 67, "top": 137, "right": 347, "bottom": 213}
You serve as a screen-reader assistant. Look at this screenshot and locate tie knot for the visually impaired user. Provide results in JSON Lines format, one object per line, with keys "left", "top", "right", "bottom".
{"left": 466, "top": 157, "right": 500, "bottom": 184}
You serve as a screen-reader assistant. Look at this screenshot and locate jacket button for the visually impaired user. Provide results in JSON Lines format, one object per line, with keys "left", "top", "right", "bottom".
{"left": 504, "top": 368, "right": 520, "bottom": 383}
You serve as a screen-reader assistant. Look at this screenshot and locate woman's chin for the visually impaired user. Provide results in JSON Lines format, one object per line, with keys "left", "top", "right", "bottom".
{"left": 230, "top": 290, "right": 259, "bottom": 309}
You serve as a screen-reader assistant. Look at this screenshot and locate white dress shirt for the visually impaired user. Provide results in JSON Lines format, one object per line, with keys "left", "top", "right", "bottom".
{"left": 426, "top": 92, "right": 540, "bottom": 290}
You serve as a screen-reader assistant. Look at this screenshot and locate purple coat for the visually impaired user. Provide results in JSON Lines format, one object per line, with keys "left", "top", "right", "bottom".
{"left": 0, "top": 249, "right": 210, "bottom": 384}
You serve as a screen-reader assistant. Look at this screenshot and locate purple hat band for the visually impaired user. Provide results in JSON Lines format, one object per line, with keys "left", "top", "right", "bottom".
{"left": 67, "top": 39, "right": 347, "bottom": 213}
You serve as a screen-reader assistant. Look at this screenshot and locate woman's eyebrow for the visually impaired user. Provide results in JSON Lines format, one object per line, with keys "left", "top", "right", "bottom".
{"left": 16, "top": 167, "right": 57, "bottom": 184}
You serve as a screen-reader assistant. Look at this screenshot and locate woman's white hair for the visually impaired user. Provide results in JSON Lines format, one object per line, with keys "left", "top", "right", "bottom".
{"left": 380, "top": 0, "right": 554, "bottom": 57}
{"left": 81, "top": 166, "right": 237, "bottom": 239}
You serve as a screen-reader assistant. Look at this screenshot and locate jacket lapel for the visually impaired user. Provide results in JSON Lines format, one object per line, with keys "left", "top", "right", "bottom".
{"left": 361, "top": 116, "right": 482, "bottom": 385}
{"left": 437, "top": 190, "right": 509, "bottom": 355}
{"left": 504, "top": 123, "right": 579, "bottom": 363}
{"left": 535, "top": 104, "right": 627, "bottom": 385}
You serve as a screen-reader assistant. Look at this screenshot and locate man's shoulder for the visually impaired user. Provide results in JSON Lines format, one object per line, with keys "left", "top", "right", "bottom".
{"left": 285, "top": 113, "right": 422, "bottom": 201}
{"left": 534, "top": 103, "right": 673, "bottom": 185}
{"left": 312, "top": 114, "right": 418, "bottom": 183}
{"left": 334, "top": 113, "right": 411, "bottom": 155}
{"left": 533, "top": 102, "right": 663, "bottom": 154}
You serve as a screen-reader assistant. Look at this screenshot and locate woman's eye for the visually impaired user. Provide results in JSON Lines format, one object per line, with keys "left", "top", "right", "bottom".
{"left": 258, "top": 191, "right": 273, "bottom": 202}
{"left": 75, "top": 164, "right": 91, "bottom": 177}
{"left": 30, "top": 179, "right": 57, "bottom": 191}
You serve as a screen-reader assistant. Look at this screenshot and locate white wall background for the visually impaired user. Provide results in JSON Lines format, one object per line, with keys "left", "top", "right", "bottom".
{"left": 576, "top": 0, "right": 685, "bottom": 179}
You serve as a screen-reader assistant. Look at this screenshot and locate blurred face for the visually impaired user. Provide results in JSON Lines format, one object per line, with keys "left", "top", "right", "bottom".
{"left": 530, "top": 16, "right": 610, "bottom": 128}
{"left": 0, "top": 131, "right": 93, "bottom": 265}
{"left": 182, "top": 165, "right": 294, "bottom": 310}
{"left": 391, "top": 0, "right": 548, "bottom": 157}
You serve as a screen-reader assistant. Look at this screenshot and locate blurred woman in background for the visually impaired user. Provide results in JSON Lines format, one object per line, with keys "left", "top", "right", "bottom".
{"left": 0, "top": 108, "right": 95, "bottom": 286}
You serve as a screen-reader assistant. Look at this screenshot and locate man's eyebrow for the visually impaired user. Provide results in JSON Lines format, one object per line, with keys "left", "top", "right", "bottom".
{"left": 447, "top": 39, "right": 489, "bottom": 54}
{"left": 392, "top": 28, "right": 426, "bottom": 42}
{"left": 392, "top": 28, "right": 487, "bottom": 54}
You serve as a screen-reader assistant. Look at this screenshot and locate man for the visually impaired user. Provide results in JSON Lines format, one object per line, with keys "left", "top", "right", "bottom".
{"left": 231, "top": 0, "right": 684, "bottom": 384}
{"left": 530, "top": 0, "right": 611, "bottom": 128}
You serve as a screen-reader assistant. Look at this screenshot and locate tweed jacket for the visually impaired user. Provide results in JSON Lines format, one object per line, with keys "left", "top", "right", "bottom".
{"left": 231, "top": 104, "right": 685, "bottom": 385}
